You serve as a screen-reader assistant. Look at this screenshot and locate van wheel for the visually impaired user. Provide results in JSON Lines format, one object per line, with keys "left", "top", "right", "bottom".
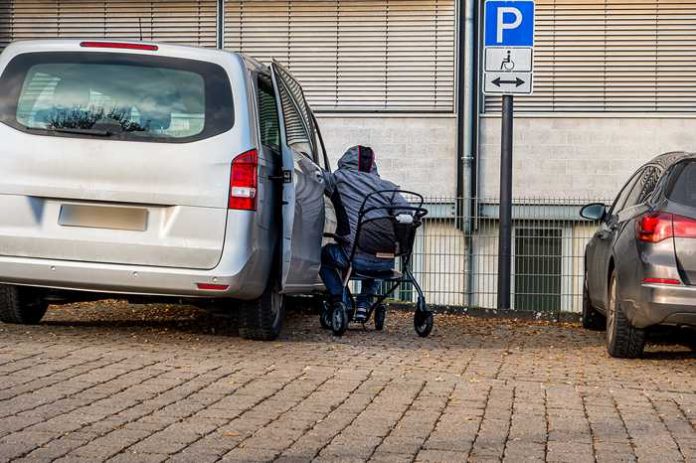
{"left": 0, "top": 284, "right": 48, "bottom": 325}
{"left": 606, "top": 272, "right": 645, "bottom": 358}
{"left": 582, "top": 274, "right": 605, "bottom": 331}
{"left": 239, "top": 281, "right": 285, "bottom": 341}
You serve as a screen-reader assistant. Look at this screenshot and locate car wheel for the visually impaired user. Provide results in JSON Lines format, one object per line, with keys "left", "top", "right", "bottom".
{"left": 582, "top": 273, "right": 605, "bottom": 331}
{"left": 239, "top": 280, "right": 285, "bottom": 341}
{"left": 606, "top": 272, "right": 645, "bottom": 358}
{"left": 0, "top": 284, "right": 48, "bottom": 325}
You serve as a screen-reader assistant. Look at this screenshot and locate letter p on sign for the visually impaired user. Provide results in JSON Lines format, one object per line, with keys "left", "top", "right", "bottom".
{"left": 497, "top": 7, "right": 522, "bottom": 43}
{"left": 485, "top": 1, "right": 535, "bottom": 48}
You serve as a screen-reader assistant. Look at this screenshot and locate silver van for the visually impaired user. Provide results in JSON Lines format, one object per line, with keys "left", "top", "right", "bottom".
{"left": 0, "top": 40, "right": 335, "bottom": 340}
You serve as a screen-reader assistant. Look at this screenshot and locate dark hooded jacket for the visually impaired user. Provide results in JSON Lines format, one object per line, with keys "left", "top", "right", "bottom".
{"left": 323, "top": 146, "right": 409, "bottom": 260}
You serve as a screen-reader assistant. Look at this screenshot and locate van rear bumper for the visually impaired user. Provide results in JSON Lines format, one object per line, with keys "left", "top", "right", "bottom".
{"left": 0, "top": 254, "right": 268, "bottom": 300}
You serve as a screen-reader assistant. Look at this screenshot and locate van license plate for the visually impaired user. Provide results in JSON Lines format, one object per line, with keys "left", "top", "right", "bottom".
{"left": 59, "top": 204, "right": 148, "bottom": 231}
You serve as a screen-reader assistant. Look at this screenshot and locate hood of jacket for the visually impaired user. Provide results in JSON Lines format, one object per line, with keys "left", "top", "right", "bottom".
{"left": 337, "top": 145, "right": 379, "bottom": 176}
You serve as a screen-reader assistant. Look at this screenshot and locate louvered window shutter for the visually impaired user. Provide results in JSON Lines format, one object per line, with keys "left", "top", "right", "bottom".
{"left": 0, "top": 2, "right": 9, "bottom": 49}
{"left": 8, "top": 0, "right": 217, "bottom": 48}
{"left": 484, "top": 0, "right": 696, "bottom": 113}
{"left": 225, "top": 0, "right": 456, "bottom": 112}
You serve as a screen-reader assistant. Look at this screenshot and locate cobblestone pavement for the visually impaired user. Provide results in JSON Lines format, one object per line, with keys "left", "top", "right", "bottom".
{"left": 0, "top": 302, "right": 695, "bottom": 463}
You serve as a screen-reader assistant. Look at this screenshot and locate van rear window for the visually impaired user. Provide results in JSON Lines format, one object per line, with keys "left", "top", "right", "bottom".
{"left": 0, "top": 52, "right": 233, "bottom": 143}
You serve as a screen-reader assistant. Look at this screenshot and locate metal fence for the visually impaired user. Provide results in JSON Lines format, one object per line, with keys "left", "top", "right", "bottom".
{"left": 382, "top": 197, "right": 609, "bottom": 315}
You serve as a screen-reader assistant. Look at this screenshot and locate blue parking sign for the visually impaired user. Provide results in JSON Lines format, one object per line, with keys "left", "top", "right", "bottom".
{"left": 484, "top": 0, "right": 535, "bottom": 47}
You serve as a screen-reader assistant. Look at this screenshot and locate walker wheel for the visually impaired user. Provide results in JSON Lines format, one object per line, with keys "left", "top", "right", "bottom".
{"left": 320, "top": 301, "right": 332, "bottom": 330}
{"left": 331, "top": 303, "right": 348, "bottom": 336}
{"left": 374, "top": 304, "right": 386, "bottom": 331}
{"left": 414, "top": 310, "right": 433, "bottom": 338}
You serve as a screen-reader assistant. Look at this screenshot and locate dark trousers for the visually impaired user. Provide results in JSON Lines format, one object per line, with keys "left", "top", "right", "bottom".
{"left": 319, "top": 244, "right": 393, "bottom": 306}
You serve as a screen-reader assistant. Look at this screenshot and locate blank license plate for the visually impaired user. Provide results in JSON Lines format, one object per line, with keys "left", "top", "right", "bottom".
{"left": 59, "top": 204, "right": 148, "bottom": 231}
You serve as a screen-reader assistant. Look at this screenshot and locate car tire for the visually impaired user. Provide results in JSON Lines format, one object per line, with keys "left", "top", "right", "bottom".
{"left": 238, "top": 280, "right": 285, "bottom": 341}
{"left": 0, "top": 284, "right": 48, "bottom": 325}
{"left": 582, "top": 274, "right": 605, "bottom": 331}
{"left": 606, "top": 272, "right": 645, "bottom": 358}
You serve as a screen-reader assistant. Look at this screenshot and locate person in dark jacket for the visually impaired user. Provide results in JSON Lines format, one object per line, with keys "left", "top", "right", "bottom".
{"left": 320, "top": 145, "right": 409, "bottom": 323}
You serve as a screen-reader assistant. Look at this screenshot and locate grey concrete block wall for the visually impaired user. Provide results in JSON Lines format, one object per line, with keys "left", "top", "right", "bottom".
{"left": 315, "top": 115, "right": 457, "bottom": 198}
{"left": 479, "top": 116, "right": 696, "bottom": 200}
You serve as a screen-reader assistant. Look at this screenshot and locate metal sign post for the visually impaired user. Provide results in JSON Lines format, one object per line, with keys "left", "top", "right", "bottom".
{"left": 483, "top": 0, "right": 535, "bottom": 310}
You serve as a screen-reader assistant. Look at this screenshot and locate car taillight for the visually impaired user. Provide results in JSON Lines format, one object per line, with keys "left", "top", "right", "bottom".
{"left": 637, "top": 212, "right": 696, "bottom": 243}
{"left": 637, "top": 212, "right": 673, "bottom": 243}
{"left": 80, "top": 41, "right": 158, "bottom": 51}
{"left": 229, "top": 149, "right": 258, "bottom": 211}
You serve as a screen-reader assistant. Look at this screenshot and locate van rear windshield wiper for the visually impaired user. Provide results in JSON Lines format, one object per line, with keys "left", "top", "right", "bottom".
{"left": 49, "top": 127, "right": 114, "bottom": 137}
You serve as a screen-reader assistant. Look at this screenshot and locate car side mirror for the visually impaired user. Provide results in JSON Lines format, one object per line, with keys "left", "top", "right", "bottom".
{"left": 580, "top": 203, "right": 607, "bottom": 221}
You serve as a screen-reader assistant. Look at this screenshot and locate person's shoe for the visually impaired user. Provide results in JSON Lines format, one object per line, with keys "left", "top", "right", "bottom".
{"left": 354, "top": 303, "right": 369, "bottom": 323}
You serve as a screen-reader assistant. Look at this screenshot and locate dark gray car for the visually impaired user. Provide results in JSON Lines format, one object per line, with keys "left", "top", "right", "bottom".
{"left": 581, "top": 151, "right": 696, "bottom": 358}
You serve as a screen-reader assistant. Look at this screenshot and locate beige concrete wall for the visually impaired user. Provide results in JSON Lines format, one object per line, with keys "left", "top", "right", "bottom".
{"left": 413, "top": 221, "right": 469, "bottom": 306}
{"left": 315, "top": 115, "right": 457, "bottom": 198}
{"left": 479, "top": 116, "right": 696, "bottom": 200}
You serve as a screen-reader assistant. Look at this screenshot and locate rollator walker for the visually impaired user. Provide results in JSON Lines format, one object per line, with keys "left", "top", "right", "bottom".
{"left": 321, "top": 190, "right": 433, "bottom": 337}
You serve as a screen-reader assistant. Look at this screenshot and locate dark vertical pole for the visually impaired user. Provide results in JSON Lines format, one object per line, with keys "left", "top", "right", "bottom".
{"left": 497, "top": 95, "right": 514, "bottom": 310}
{"left": 216, "top": 0, "right": 225, "bottom": 49}
{"left": 454, "top": 0, "right": 466, "bottom": 231}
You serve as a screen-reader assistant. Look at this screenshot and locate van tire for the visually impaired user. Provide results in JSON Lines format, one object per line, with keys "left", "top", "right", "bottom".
{"left": 238, "top": 281, "right": 285, "bottom": 341}
{"left": 0, "top": 284, "right": 48, "bottom": 325}
{"left": 606, "top": 272, "right": 645, "bottom": 358}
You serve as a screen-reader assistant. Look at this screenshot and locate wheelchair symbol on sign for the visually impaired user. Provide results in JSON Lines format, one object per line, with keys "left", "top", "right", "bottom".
{"left": 500, "top": 50, "right": 515, "bottom": 71}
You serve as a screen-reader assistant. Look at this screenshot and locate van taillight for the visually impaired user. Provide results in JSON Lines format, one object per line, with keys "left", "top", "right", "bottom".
{"left": 642, "top": 277, "right": 681, "bottom": 285}
{"left": 229, "top": 149, "right": 258, "bottom": 211}
{"left": 637, "top": 212, "right": 696, "bottom": 243}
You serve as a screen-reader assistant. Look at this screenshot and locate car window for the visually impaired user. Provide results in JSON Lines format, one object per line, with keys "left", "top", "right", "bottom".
{"left": 620, "top": 165, "right": 662, "bottom": 211}
{"left": 257, "top": 76, "right": 281, "bottom": 151}
{"left": 0, "top": 52, "right": 233, "bottom": 143}
{"left": 271, "top": 62, "right": 318, "bottom": 164}
{"left": 609, "top": 169, "right": 643, "bottom": 216}
{"left": 668, "top": 161, "right": 696, "bottom": 206}
{"left": 634, "top": 166, "right": 662, "bottom": 205}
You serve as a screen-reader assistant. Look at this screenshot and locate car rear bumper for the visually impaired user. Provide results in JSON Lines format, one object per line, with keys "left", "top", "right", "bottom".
{"left": 0, "top": 253, "right": 268, "bottom": 300}
{"left": 625, "top": 283, "right": 696, "bottom": 328}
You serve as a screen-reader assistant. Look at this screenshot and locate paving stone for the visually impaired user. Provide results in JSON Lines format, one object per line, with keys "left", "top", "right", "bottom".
{"left": 1, "top": 305, "right": 695, "bottom": 463}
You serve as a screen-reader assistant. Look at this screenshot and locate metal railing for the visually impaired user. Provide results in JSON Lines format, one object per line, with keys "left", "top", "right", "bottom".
{"left": 383, "top": 197, "right": 609, "bottom": 315}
